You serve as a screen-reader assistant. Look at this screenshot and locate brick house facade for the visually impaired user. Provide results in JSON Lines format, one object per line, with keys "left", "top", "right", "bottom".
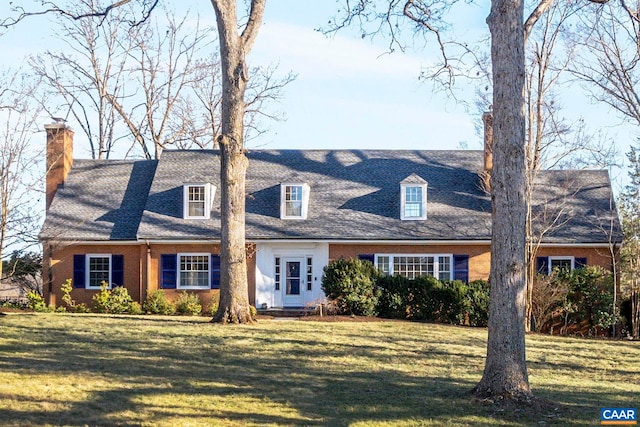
{"left": 40, "top": 122, "right": 623, "bottom": 310}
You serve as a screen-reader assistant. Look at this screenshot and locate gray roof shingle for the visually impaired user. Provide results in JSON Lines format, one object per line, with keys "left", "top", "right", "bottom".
{"left": 41, "top": 149, "right": 623, "bottom": 244}
{"left": 40, "top": 159, "right": 157, "bottom": 241}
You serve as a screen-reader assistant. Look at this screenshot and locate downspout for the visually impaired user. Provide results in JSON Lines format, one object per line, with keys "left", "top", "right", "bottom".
{"left": 47, "top": 243, "right": 54, "bottom": 306}
{"left": 143, "top": 240, "right": 151, "bottom": 305}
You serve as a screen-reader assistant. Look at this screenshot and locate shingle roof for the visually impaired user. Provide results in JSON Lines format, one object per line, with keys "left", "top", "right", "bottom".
{"left": 40, "top": 159, "right": 157, "bottom": 241}
{"left": 41, "top": 149, "right": 623, "bottom": 244}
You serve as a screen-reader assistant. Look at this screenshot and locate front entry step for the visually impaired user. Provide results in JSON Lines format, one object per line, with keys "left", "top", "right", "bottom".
{"left": 257, "top": 307, "right": 317, "bottom": 317}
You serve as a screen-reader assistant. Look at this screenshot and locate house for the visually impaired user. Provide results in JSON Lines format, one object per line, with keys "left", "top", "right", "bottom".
{"left": 39, "top": 120, "right": 623, "bottom": 310}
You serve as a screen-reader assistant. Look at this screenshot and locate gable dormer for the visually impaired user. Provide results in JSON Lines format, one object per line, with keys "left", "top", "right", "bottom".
{"left": 183, "top": 182, "right": 216, "bottom": 219}
{"left": 400, "top": 174, "right": 427, "bottom": 220}
{"left": 280, "top": 183, "right": 310, "bottom": 219}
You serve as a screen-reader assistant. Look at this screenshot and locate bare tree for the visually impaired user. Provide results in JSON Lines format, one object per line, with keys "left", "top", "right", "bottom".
{"left": 30, "top": 0, "right": 130, "bottom": 159}
{"left": 619, "top": 145, "right": 640, "bottom": 338}
{"left": 0, "top": 69, "right": 45, "bottom": 285}
{"left": 208, "top": 0, "right": 265, "bottom": 324}
{"left": 31, "top": 0, "right": 218, "bottom": 159}
{"left": 571, "top": 1, "right": 640, "bottom": 129}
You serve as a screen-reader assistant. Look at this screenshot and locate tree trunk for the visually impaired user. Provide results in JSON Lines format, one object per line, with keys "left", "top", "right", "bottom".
{"left": 210, "top": 0, "right": 265, "bottom": 323}
{"left": 632, "top": 287, "right": 639, "bottom": 338}
{"left": 473, "top": 0, "right": 532, "bottom": 399}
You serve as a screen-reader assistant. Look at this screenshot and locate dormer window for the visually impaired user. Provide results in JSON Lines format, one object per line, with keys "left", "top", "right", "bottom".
{"left": 400, "top": 174, "right": 427, "bottom": 220}
{"left": 183, "top": 183, "right": 215, "bottom": 219}
{"left": 281, "top": 183, "right": 310, "bottom": 219}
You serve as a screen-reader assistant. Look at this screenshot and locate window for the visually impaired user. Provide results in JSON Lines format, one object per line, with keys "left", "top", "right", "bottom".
{"left": 275, "top": 257, "right": 281, "bottom": 291}
{"left": 550, "top": 257, "right": 573, "bottom": 271}
{"left": 73, "top": 254, "right": 123, "bottom": 289}
{"left": 87, "top": 254, "right": 111, "bottom": 289}
{"left": 537, "top": 256, "right": 586, "bottom": 275}
{"left": 183, "top": 183, "right": 216, "bottom": 219}
{"left": 178, "top": 254, "right": 210, "bottom": 289}
{"left": 306, "top": 257, "right": 313, "bottom": 291}
{"left": 280, "top": 183, "right": 310, "bottom": 219}
{"left": 400, "top": 175, "right": 427, "bottom": 220}
{"left": 404, "top": 187, "right": 423, "bottom": 218}
{"left": 375, "top": 254, "right": 453, "bottom": 280}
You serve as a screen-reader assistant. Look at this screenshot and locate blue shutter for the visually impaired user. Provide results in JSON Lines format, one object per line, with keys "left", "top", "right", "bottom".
{"left": 160, "top": 254, "right": 177, "bottom": 289}
{"left": 453, "top": 255, "right": 469, "bottom": 283}
{"left": 73, "top": 254, "right": 86, "bottom": 288}
{"left": 536, "top": 257, "right": 549, "bottom": 274}
{"left": 210, "top": 254, "right": 221, "bottom": 289}
{"left": 575, "top": 257, "right": 587, "bottom": 269}
{"left": 111, "top": 255, "right": 124, "bottom": 287}
{"left": 358, "top": 254, "right": 375, "bottom": 264}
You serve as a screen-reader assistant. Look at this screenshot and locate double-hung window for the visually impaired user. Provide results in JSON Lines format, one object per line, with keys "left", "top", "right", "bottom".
{"left": 537, "top": 256, "right": 587, "bottom": 274}
{"left": 280, "top": 183, "right": 310, "bottom": 219}
{"left": 87, "top": 254, "right": 111, "bottom": 289}
{"left": 375, "top": 254, "right": 453, "bottom": 280}
{"left": 178, "top": 254, "right": 210, "bottom": 289}
{"left": 183, "top": 183, "right": 216, "bottom": 219}
{"left": 400, "top": 175, "right": 427, "bottom": 220}
{"left": 550, "top": 257, "right": 573, "bottom": 272}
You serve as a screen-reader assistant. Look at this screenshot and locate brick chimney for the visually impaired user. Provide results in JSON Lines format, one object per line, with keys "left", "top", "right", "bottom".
{"left": 45, "top": 123, "right": 74, "bottom": 210}
{"left": 480, "top": 111, "right": 493, "bottom": 192}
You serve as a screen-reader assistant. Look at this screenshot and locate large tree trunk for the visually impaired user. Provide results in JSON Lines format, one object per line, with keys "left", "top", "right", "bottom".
{"left": 210, "top": 0, "right": 265, "bottom": 324}
{"left": 473, "top": 0, "right": 532, "bottom": 398}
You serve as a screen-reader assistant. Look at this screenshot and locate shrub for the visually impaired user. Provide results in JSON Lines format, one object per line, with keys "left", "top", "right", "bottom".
{"left": 321, "top": 258, "right": 381, "bottom": 316}
{"left": 143, "top": 290, "right": 176, "bottom": 315}
{"left": 564, "top": 266, "right": 618, "bottom": 334}
{"left": 531, "top": 271, "right": 570, "bottom": 332}
{"left": 92, "top": 284, "right": 134, "bottom": 314}
{"left": 206, "top": 292, "right": 220, "bottom": 316}
{"left": 26, "top": 290, "right": 52, "bottom": 312}
{"left": 60, "top": 278, "right": 91, "bottom": 313}
{"left": 376, "top": 276, "right": 489, "bottom": 326}
{"left": 128, "top": 301, "right": 143, "bottom": 315}
{"left": 92, "top": 283, "right": 111, "bottom": 313}
{"left": 174, "top": 292, "right": 202, "bottom": 316}
{"left": 464, "top": 280, "right": 490, "bottom": 327}
{"left": 376, "top": 275, "right": 410, "bottom": 319}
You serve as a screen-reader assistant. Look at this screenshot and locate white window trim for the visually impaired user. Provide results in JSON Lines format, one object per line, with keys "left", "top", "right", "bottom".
{"left": 177, "top": 253, "right": 211, "bottom": 290}
{"left": 400, "top": 183, "right": 427, "bottom": 220}
{"left": 183, "top": 183, "right": 216, "bottom": 219}
{"left": 375, "top": 254, "right": 453, "bottom": 280}
{"left": 548, "top": 256, "right": 574, "bottom": 274}
{"left": 280, "top": 183, "right": 310, "bottom": 220}
{"left": 86, "top": 254, "right": 112, "bottom": 290}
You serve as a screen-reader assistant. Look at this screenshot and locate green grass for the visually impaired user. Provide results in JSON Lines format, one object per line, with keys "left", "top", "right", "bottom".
{"left": 0, "top": 314, "right": 638, "bottom": 426}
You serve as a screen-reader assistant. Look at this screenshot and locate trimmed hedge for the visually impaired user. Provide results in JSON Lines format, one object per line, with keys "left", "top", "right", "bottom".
{"left": 322, "top": 257, "right": 490, "bottom": 326}
{"left": 376, "top": 275, "right": 489, "bottom": 326}
{"left": 321, "top": 258, "right": 381, "bottom": 316}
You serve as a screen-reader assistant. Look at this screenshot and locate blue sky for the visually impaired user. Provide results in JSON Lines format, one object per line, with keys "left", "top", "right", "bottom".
{"left": 0, "top": 0, "right": 634, "bottom": 185}
{"left": 0, "top": 0, "right": 487, "bottom": 153}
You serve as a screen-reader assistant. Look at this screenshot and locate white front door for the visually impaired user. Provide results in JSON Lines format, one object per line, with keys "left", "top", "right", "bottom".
{"left": 283, "top": 257, "right": 304, "bottom": 307}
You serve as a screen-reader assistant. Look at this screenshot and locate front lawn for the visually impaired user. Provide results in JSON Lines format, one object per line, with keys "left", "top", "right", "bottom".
{"left": 0, "top": 314, "right": 637, "bottom": 426}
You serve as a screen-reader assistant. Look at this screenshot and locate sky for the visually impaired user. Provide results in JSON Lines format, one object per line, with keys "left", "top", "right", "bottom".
{"left": 0, "top": 0, "right": 635, "bottom": 185}
{"left": 0, "top": 0, "right": 488, "bottom": 154}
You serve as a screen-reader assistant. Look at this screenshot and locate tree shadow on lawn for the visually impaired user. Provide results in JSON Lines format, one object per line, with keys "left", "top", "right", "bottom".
{"left": 0, "top": 319, "right": 612, "bottom": 426}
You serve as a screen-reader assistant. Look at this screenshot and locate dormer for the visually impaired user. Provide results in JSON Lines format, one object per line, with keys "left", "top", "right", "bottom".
{"left": 183, "top": 182, "right": 216, "bottom": 219}
{"left": 280, "top": 183, "right": 310, "bottom": 219}
{"left": 400, "top": 174, "right": 427, "bottom": 220}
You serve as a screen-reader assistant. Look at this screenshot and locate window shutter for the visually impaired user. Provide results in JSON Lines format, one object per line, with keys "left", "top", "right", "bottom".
{"left": 211, "top": 254, "right": 221, "bottom": 289}
{"left": 358, "top": 254, "right": 375, "bottom": 264}
{"left": 536, "top": 257, "right": 549, "bottom": 274}
{"left": 453, "top": 255, "right": 469, "bottom": 283}
{"left": 111, "top": 255, "right": 124, "bottom": 287}
{"left": 73, "top": 254, "right": 86, "bottom": 288}
{"left": 160, "top": 254, "right": 177, "bottom": 289}
{"left": 575, "top": 257, "right": 587, "bottom": 269}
